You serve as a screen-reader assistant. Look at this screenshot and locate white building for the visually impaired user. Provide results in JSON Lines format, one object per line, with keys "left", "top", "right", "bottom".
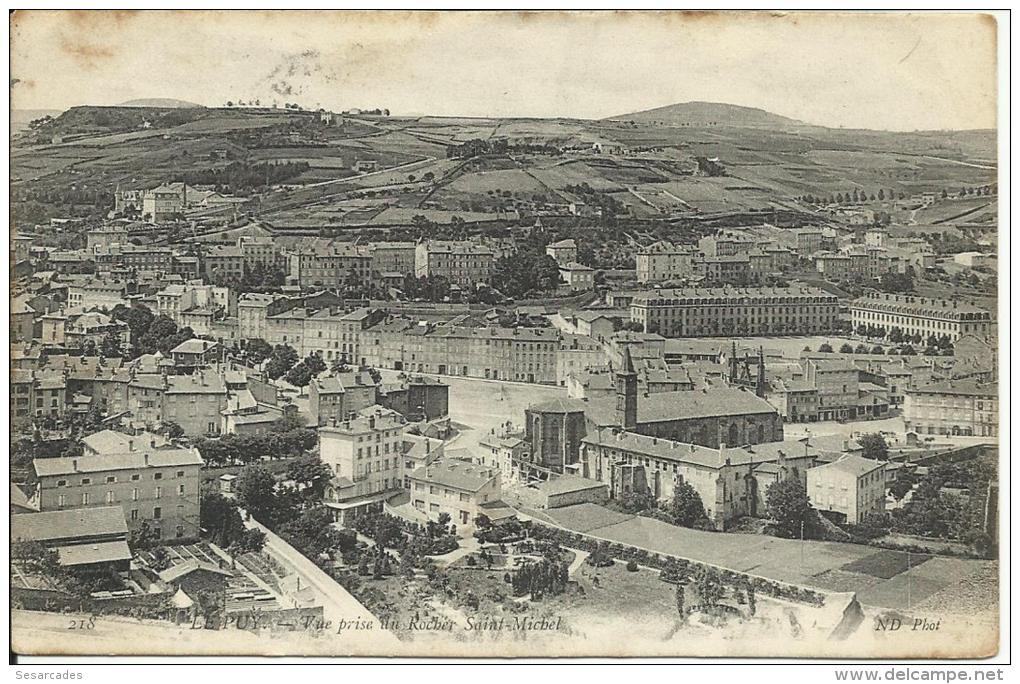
{"left": 807, "top": 455, "right": 886, "bottom": 525}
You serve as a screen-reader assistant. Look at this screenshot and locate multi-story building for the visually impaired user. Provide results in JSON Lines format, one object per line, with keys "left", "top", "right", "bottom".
{"left": 407, "top": 460, "right": 501, "bottom": 529}
{"left": 556, "top": 333, "right": 605, "bottom": 386}
{"left": 66, "top": 280, "right": 133, "bottom": 311}
{"left": 156, "top": 283, "right": 233, "bottom": 325}
{"left": 237, "top": 236, "right": 285, "bottom": 273}
{"left": 414, "top": 241, "right": 494, "bottom": 288}
{"left": 698, "top": 233, "right": 757, "bottom": 257}
{"left": 581, "top": 433, "right": 818, "bottom": 530}
{"left": 377, "top": 375, "right": 450, "bottom": 422}
{"left": 86, "top": 225, "right": 130, "bottom": 253}
{"left": 11, "top": 369, "right": 68, "bottom": 425}
{"left": 635, "top": 241, "right": 697, "bottom": 283}
{"left": 287, "top": 241, "right": 372, "bottom": 290}
{"left": 807, "top": 455, "right": 886, "bottom": 525}
{"left": 801, "top": 358, "right": 860, "bottom": 421}
{"left": 94, "top": 244, "right": 174, "bottom": 274}
{"left": 142, "top": 184, "right": 187, "bottom": 223}
{"left": 264, "top": 306, "right": 384, "bottom": 363}
{"left": 237, "top": 292, "right": 282, "bottom": 341}
{"left": 630, "top": 286, "right": 839, "bottom": 338}
{"left": 545, "top": 239, "right": 577, "bottom": 265}
{"left": 401, "top": 434, "right": 444, "bottom": 487}
{"left": 309, "top": 370, "right": 379, "bottom": 427}
{"left": 368, "top": 325, "right": 561, "bottom": 384}
{"left": 850, "top": 294, "right": 992, "bottom": 342}
{"left": 203, "top": 245, "right": 246, "bottom": 283}
{"left": 320, "top": 407, "right": 408, "bottom": 524}
{"left": 694, "top": 254, "right": 756, "bottom": 286}
{"left": 162, "top": 371, "right": 228, "bottom": 436}
{"left": 369, "top": 242, "right": 417, "bottom": 280}
{"left": 559, "top": 262, "right": 595, "bottom": 291}
{"left": 32, "top": 441, "right": 203, "bottom": 540}
{"left": 904, "top": 380, "right": 998, "bottom": 438}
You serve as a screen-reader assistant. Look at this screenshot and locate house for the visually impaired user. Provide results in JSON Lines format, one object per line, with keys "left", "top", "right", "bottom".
{"left": 807, "top": 455, "right": 886, "bottom": 525}
{"left": 170, "top": 339, "right": 221, "bottom": 369}
{"left": 401, "top": 434, "right": 444, "bottom": 487}
{"left": 545, "top": 239, "right": 578, "bottom": 265}
{"left": 407, "top": 460, "right": 502, "bottom": 530}
{"left": 558, "top": 262, "right": 595, "bottom": 291}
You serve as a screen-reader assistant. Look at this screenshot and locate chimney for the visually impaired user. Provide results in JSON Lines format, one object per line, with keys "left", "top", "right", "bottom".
{"left": 144, "top": 453, "right": 149, "bottom": 466}
{"left": 150, "top": 438, "right": 157, "bottom": 448}
{"left": 128, "top": 438, "right": 134, "bottom": 451}
{"left": 72, "top": 459, "right": 78, "bottom": 472}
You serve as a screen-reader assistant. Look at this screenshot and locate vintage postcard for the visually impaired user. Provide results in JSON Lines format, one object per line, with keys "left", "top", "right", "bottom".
{"left": 8, "top": 10, "right": 1002, "bottom": 659}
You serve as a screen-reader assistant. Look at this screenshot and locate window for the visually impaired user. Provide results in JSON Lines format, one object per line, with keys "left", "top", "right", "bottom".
{"left": 176, "top": 470, "right": 185, "bottom": 478}
{"left": 154, "top": 473, "right": 163, "bottom": 480}
{"left": 178, "top": 484, "right": 185, "bottom": 496}
{"left": 153, "top": 507, "right": 162, "bottom": 519}
{"left": 82, "top": 493, "right": 91, "bottom": 505}
{"left": 155, "top": 486, "right": 162, "bottom": 499}
{"left": 57, "top": 479, "right": 67, "bottom": 487}
{"left": 58, "top": 494, "right": 67, "bottom": 508}
{"left": 132, "top": 488, "right": 139, "bottom": 501}
{"left": 106, "top": 491, "right": 115, "bottom": 504}
{"left": 131, "top": 474, "right": 140, "bottom": 481}
{"left": 106, "top": 476, "right": 117, "bottom": 484}
{"left": 81, "top": 478, "right": 91, "bottom": 486}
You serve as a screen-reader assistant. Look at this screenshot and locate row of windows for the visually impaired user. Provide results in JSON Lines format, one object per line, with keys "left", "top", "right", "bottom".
{"left": 57, "top": 485, "right": 186, "bottom": 506}
{"left": 55, "top": 470, "right": 186, "bottom": 487}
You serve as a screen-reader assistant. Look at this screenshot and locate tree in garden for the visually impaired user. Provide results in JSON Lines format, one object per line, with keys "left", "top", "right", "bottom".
{"left": 286, "top": 455, "right": 333, "bottom": 500}
{"left": 265, "top": 344, "right": 299, "bottom": 380}
{"left": 235, "top": 464, "right": 278, "bottom": 522}
{"left": 765, "top": 478, "right": 813, "bottom": 539}
{"left": 244, "top": 338, "right": 273, "bottom": 365}
{"left": 284, "top": 362, "right": 314, "bottom": 388}
{"left": 818, "top": 343, "right": 834, "bottom": 353}
{"left": 162, "top": 421, "right": 185, "bottom": 439}
{"left": 200, "top": 488, "right": 246, "bottom": 548}
{"left": 839, "top": 343, "right": 854, "bottom": 353}
{"left": 669, "top": 480, "right": 707, "bottom": 527}
{"left": 872, "top": 346, "right": 885, "bottom": 355}
{"left": 858, "top": 433, "right": 889, "bottom": 461}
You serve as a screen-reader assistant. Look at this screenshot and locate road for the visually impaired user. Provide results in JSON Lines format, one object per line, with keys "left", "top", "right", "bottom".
{"left": 242, "top": 514, "right": 400, "bottom": 651}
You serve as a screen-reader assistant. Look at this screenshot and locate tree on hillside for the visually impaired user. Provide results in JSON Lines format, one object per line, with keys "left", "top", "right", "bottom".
{"left": 766, "top": 479, "right": 812, "bottom": 539}
{"left": 858, "top": 433, "right": 889, "bottom": 461}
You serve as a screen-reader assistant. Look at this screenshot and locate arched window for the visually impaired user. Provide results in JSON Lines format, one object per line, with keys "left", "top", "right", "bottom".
{"left": 728, "top": 422, "right": 739, "bottom": 445}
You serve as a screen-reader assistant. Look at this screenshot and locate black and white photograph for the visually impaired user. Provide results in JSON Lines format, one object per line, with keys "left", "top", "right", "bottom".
{"left": 7, "top": 9, "right": 1006, "bottom": 662}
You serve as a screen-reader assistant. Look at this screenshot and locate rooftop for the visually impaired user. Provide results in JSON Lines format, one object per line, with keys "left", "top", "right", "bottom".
{"left": 409, "top": 460, "right": 498, "bottom": 492}
{"left": 11, "top": 506, "right": 129, "bottom": 543}
{"left": 585, "top": 386, "right": 778, "bottom": 427}
{"left": 34, "top": 447, "right": 204, "bottom": 477}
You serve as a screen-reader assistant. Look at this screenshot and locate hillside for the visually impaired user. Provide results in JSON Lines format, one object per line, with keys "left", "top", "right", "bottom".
{"left": 609, "top": 100, "right": 805, "bottom": 129}
{"left": 119, "top": 98, "right": 205, "bottom": 108}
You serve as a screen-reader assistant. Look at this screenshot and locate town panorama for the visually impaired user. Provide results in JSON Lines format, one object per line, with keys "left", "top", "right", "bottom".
{"left": 10, "top": 27, "right": 1000, "bottom": 660}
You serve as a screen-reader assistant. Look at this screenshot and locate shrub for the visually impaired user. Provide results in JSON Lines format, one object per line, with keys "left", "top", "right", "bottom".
{"left": 625, "top": 560, "right": 638, "bottom": 572}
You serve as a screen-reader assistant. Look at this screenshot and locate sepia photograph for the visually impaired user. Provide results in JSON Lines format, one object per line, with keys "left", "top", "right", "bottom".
{"left": 7, "top": 9, "right": 1006, "bottom": 663}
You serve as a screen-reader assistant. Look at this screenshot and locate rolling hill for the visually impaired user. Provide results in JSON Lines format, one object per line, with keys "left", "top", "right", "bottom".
{"left": 119, "top": 98, "right": 204, "bottom": 108}
{"left": 608, "top": 100, "right": 806, "bottom": 129}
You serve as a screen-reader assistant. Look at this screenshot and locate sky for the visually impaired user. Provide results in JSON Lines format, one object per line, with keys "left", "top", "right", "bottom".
{"left": 9, "top": 10, "right": 999, "bottom": 131}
